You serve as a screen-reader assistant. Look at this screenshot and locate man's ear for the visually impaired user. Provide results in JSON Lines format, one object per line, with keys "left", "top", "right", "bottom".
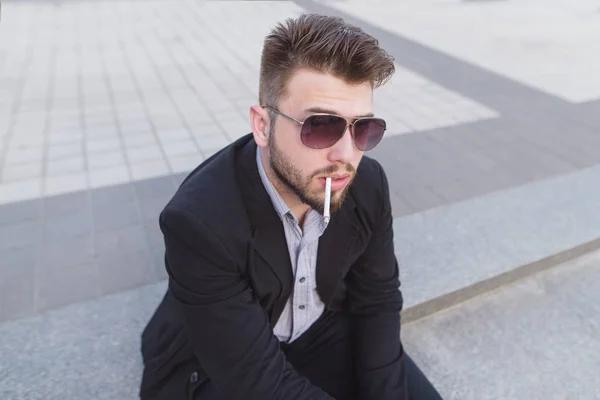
{"left": 249, "top": 105, "right": 270, "bottom": 148}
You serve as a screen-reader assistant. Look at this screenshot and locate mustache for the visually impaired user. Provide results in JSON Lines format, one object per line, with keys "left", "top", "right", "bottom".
{"left": 310, "top": 164, "right": 356, "bottom": 179}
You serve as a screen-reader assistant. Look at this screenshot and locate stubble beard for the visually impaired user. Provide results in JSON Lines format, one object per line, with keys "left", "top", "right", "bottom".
{"left": 267, "top": 129, "right": 354, "bottom": 215}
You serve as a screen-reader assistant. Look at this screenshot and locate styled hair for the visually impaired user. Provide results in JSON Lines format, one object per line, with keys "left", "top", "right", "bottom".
{"left": 258, "top": 14, "right": 395, "bottom": 108}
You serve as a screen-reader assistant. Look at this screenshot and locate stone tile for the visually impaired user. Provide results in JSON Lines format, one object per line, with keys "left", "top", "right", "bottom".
{"left": 36, "top": 262, "right": 101, "bottom": 312}
{"left": 0, "top": 245, "right": 37, "bottom": 270}
{"left": 189, "top": 123, "right": 226, "bottom": 139}
{"left": 183, "top": 112, "right": 213, "bottom": 127}
{"left": 96, "top": 250, "right": 157, "bottom": 295}
{"left": 94, "top": 224, "right": 149, "bottom": 256}
{"left": 41, "top": 235, "right": 95, "bottom": 270}
{"left": 0, "top": 197, "right": 41, "bottom": 224}
{"left": 167, "top": 153, "right": 203, "bottom": 174}
{"left": 432, "top": 178, "right": 474, "bottom": 204}
{"left": 459, "top": 166, "right": 519, "bottom": 195}
{"left": 86, "top": 137, "right": 122, "bottom": 153}
{"left": 18, "top": 97, "right": 47, "bottom": 113}
{"left": 397, "top": 184, "right": 447, "bottom": 212}
{"left": 155, "top": 128, "right": 190, "bottom": 143}
{"left": 119, "top": 121, "right": 153, "bottom": 135}
{"left": 85, "top": 125, "right": 119, "bottom": 140}
{"left": 46, "top": 155, "right": 85, "bottom": 176}
{"left": 1, "top": 161, "right": 43, "bottom": 181}
{"left": 161, "top": 139, "right": 198, "bottom": 157}
{"left": 4, "top": 147, "right": 43, "bottom": 164}
{"left": 88, "top": 165, "right": 130, "bottom": 188}
{"left": 0, "top": 220, "right": 39, "bottom": 252}
{"left": 43, "top": 172, "right": 88, "bottom": 196}
{"left": 47, "top": 131, "right": 84, "bottom": 145}
{"left": 130, "top": 158, "right": 171, "bottom": 181}
{"left": 125, "top": 145, "right": 163, "bottom": 163}
{"left": 194, "top": 133, "right": 231, "bottom": 153}
{"left": 47, "top": 143, "right": 83, "bottom": 160}
{"left": 122, "top": 132, "right": 157, "bottom": 148}
{"left": 43, "top": 190, "right": 90, "bottom": 216}
{"left": 218, "top": 120, "right": 250, "bottom": 137}
{"left": 402, "top": 251, "right": 600, "bottom": 400}
{"left": 93, "top": 200, "right": 140, "bottom": 233}
{"left": 0, "top": 179, "right": 42, "bottom": 204}
{"left": 0, "top": 254, "right": 35, "bottom": 322}
{"left": 87, "top": 151, "right": 126, "bottom": 169}
{"left": 43, "top": 210, "right": 93, "bottom": 243}
{"left": 91, "top": 183, "right": 136, "bottom": 208}
{"left": 133, "top": 175, "right": 176, "bottom": 200}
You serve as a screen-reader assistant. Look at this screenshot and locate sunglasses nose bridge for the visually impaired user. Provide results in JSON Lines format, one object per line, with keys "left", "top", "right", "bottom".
{"left": 344, "top": 120, "right": 355, "bottom": 138}
{"left": 335, "top": 120, "right": 357, "bottom": 151}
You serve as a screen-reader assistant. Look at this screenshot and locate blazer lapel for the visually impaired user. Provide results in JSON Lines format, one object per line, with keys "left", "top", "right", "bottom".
{"left": 236, "top": 139, "right": 294, "bottom": 324}
{"left": 316, "top": 193, "right": 361, "bottom": 306}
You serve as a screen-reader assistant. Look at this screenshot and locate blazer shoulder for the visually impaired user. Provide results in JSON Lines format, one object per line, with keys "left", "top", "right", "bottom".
{"left": 161, "top": 140, "right": 250, "bottom": 237}
{"left": 352, "top": 156, "right": 389, "bottom": 206}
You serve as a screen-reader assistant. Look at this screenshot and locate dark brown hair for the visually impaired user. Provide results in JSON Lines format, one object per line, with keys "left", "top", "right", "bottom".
{"left": 259, "top": 14, "right": 395, "bottom": 108}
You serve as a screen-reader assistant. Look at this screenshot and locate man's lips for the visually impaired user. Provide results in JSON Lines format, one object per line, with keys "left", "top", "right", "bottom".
{"left": 318, "top": 175, "right": 351, "bottom": 190}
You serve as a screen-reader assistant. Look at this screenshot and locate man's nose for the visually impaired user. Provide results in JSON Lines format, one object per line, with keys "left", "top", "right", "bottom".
{"left": 328, "top": 125, "right": 356, "bottom": 164}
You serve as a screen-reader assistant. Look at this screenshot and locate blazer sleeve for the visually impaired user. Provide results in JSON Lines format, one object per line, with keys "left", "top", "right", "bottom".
{"left": 345, "top": 163, "right": 409, "bottom": 400}
{"left": 160, "top": 206, "right": 334, "bottom": 400}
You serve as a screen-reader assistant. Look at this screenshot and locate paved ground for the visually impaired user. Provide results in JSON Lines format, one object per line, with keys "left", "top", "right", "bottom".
{"left": 1, "top": 0, "right": 600, "bottom": 398}
{"left": 402, "top": 248, "right": 600, "bottom": 400}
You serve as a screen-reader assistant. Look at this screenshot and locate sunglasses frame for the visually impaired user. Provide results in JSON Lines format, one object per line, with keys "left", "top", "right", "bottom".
{"left": 261, "top": 105, "right": 386, "bottom": 151}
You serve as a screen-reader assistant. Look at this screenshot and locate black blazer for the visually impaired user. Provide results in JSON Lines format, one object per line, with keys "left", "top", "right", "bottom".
{"left": 140, "top": 133, "right": 408, "bottom": 400}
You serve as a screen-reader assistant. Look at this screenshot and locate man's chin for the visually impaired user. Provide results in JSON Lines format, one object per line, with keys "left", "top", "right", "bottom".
{"left": 312, "top": 189, "right": 348, "bottom": 215}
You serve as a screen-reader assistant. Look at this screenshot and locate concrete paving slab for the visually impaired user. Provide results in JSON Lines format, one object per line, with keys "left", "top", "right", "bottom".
{"left": 0, "top": 281, "right": 167, "bottom": 400}
{"left": 327, "top": 0, "right": 600, "bottom": 103}
{"left": 395, "top": 162, "right": 600, "bottom": 311}
{"left": 402, "top": 249, "right": 600, "bottom": 400}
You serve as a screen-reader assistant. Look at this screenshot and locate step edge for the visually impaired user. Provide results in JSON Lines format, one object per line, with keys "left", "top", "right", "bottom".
{"left": 401, "top": 235, "right": 600, "bottom": 325}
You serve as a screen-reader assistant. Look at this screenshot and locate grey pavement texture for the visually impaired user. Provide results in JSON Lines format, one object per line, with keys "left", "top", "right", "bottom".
{"left": 402, "top": 249, "right": 600, "bottom": 400}
{"left": 0, "top": 281, "right": 167, "bottom": 400}
{"left": 0, "top": 173, "right": 187, "bottom": 322}
{"left": 395, "top": 161, "right": 600, "bottom": 310}
{"left": 1, "top": 0, "right": 600, "bottom": 398}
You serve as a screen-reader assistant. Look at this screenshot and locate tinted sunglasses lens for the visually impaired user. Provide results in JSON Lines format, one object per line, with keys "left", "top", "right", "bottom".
{"left": 301, "top": 115, "right": 347, "bottom": 149}
{"left": 354, "top": 118, "right": 386, "bottom": 151}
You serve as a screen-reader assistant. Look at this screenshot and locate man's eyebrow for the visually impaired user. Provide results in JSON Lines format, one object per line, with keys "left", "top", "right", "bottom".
{"left": 304, "top": 106, "right": 374, "bottom": 118}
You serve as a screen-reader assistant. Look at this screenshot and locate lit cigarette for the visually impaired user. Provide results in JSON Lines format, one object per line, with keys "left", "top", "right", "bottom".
{"left": 324, "top": 177, "right": 331, "bottom": 223}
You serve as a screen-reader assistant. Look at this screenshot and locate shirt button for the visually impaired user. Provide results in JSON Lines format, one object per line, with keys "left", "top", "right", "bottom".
{"left": 299, "top": 277, "right": 306, "bottom": 283}
{"left": 299, "top": 305, "right": 305, "bottom": 310}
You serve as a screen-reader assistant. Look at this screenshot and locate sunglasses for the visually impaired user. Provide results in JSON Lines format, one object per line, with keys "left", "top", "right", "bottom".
{"left": 262, "top": 105, "right": 386, "bottom": 151}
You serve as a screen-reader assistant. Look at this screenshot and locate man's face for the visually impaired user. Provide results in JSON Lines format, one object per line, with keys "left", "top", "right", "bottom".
{"left": 266, "top": 69, "right": 373, "bottom": 214}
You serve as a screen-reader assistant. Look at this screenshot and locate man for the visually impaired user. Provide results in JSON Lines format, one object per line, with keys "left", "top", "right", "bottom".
{"left": 140, "top": 13, "right": 443, "bottom": 400}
